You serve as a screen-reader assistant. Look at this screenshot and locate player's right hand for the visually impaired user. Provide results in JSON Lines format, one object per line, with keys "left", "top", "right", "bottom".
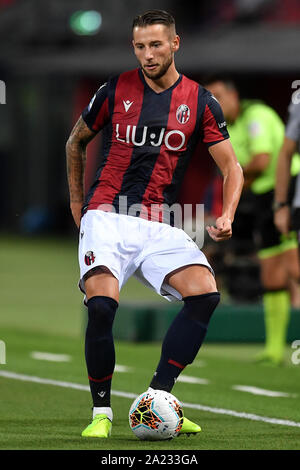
{"left": 70, "top": 202, "right": 82, "bottom": 228}
{"left": 274, "top": 206, "right": 290, "bottom": 235}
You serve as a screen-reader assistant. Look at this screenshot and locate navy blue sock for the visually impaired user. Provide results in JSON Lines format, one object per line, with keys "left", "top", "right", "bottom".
{"left": 150, "top": 292, "right": 220, "bottom": 392}
{"left": 85, "top": 296, "right": 118, "bottom": 407}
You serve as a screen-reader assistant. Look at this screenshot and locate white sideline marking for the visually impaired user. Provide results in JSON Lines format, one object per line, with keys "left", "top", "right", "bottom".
{"left": 30, "top": 352, "right": 72, "bottom": 362}
{"left": 115, "top": 365, "right": 133, "bottom": 373}
{"left": 30, "top": 352, "right": 130, "bottom": 373}
{"left": 1, "top": 370, "right": 300, "bottom": 429}
{"left": 232, "top": 385, "right": 297, "bottom": 398}
{"left": 177, "top": 375, "right": 210, "bottom": 385}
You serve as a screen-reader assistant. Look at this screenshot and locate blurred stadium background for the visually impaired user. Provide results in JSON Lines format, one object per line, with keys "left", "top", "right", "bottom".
{"left": 1, "top": 0, "right": 300, "bottom": 450}
{"left": 1, "top": 0, "right": 300, "bottom": 338}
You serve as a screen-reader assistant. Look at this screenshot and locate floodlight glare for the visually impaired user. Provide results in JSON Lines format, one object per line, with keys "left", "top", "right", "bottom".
{"left": 70, "top": 10, "right": 102, "bottom": 36}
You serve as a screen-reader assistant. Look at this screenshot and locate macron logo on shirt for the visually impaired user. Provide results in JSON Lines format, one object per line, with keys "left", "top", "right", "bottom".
{"left": 123, "top": 100, "right": 134, "bottom": 112}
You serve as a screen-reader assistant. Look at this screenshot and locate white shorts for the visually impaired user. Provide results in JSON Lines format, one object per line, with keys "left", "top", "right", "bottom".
{"left": 78, "top": 210, "right": 213, "bottom": 302}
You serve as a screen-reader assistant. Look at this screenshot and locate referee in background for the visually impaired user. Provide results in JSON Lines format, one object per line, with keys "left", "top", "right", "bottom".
{"left": 206, "top": 76, "right": 300, "bottom": 366}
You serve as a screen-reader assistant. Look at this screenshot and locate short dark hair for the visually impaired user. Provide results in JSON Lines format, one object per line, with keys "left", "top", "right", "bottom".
{"left": 132, "top": 10, "right": 175, "bottom": 31}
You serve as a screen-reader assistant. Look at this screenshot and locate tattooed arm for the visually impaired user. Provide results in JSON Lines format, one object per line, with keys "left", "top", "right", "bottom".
{"left": 66, "top": 116, "right": 96, "bottom": 228}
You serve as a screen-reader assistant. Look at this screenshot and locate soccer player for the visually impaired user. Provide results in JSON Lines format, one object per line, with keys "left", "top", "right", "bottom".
{"left": 274, "top": 97, "right": 300, "bottom": 253}
{"left": 205, "top": 77, "right": 300, "bottom": 366}
{"left": 66, "top": 10, "right": 244, "bottom": 438}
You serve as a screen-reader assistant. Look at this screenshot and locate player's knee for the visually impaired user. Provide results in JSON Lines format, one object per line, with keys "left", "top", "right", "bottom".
{"left": 185, "top": 268, "right": 218, "bottom": 297}
{"left": 87, "top": 296, "right": 118, "bottom": 331}
{"left": 183, "top": 292, "right": 220, "bottom": 327}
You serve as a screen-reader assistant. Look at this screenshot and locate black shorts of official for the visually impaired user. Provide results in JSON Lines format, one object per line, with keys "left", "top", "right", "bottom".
{"left": 254, "top": 175, "right": 298, "bottom": 252}
{"left": 253, "top": 190, "right": 282, "bottom": 251}
{"left": 291, "top": 207, "right": 300, "bottom": 232}
{"left": 291, "top": 208, "right": 300, "bottom": 255}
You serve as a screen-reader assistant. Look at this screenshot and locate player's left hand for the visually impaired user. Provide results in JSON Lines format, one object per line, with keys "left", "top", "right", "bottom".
{"left": 206, "top": 216, "right": 232, "bottom": 242}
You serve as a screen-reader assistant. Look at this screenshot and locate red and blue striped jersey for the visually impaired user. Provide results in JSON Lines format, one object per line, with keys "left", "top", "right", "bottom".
{"left": 81, "top": 68, "right": 229, "bottom": 223}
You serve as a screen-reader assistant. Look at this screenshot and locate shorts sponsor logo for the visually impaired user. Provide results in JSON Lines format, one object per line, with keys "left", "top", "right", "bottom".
{"left": 176, "top": 104, "right": 190, "bottom": 124}
{"left": 84, "top": 251, "right": 96, "bottom": 266}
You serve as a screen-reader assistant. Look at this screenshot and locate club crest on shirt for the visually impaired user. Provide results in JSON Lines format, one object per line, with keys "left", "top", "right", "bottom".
{"left": 84, "top": 251, "right": 96, "bottom": 266}
{"left": 176, "top": 104, "right": 190, "bottom": 124}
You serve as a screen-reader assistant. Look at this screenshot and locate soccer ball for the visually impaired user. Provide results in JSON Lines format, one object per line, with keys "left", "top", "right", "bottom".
{"left": 129, "top": 389, "right": 184, "bottom": 441}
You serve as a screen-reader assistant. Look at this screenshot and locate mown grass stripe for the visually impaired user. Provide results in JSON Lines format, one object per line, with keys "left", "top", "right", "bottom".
{"left": 1, "top": 370, "right": 300, "bottom": 429}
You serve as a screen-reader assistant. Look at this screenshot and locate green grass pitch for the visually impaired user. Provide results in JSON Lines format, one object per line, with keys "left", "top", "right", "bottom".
{"left": 0, "top": 235, "right": 300, "bottom": 450}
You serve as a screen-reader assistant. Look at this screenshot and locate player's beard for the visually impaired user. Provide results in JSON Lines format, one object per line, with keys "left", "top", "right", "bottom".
{"left": 141, "top": 52, "right": 173, "bottom": 80}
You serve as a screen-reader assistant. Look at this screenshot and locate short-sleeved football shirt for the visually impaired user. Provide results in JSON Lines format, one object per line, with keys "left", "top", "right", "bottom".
{"left": 81, "top": 68, "right": 229, "bottom": 223}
